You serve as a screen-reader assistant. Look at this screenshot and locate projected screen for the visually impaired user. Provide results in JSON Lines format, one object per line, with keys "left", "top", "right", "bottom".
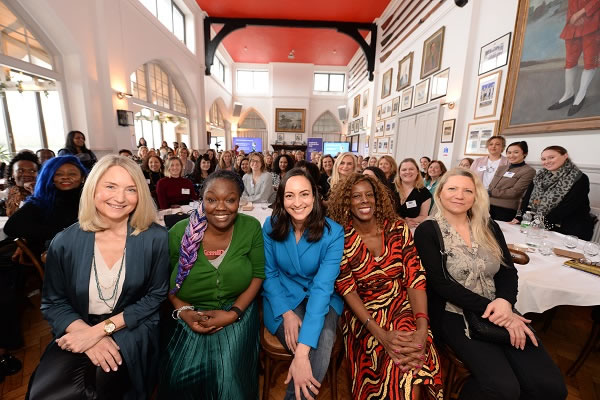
{"left": 232, "top": 137, "right": 262, "bottom": 153}
{"left": 323, "top": 142, "right": 350, "bottom": 156}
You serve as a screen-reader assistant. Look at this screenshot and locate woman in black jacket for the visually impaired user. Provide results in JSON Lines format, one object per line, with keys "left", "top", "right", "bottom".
{"left": 414, "top": 168, "right": 566, "bottom": 400}
{"left": 57, "top": 130, "right": 97, "bottom": 171}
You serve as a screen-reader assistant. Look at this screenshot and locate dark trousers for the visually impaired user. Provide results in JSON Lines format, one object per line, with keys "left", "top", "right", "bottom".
{"left": 0, "top": 250, "right": 24, "bottom": 349}
{"left": 490, "top": 205, "right": 518, "bottom": 222}
{"left": 274, "top": 300, "right": 339, "bottom": 400}
{"left": 440, "top": 311, "right": 567, "bottom": 400}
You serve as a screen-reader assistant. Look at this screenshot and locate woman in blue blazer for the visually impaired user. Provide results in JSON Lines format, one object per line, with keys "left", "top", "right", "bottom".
{"left": 263, "top": 168, "right": 344, "bottom": 400}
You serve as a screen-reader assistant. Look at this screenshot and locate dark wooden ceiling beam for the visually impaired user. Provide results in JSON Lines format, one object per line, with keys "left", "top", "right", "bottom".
{"left": 204, "top": 17, "right": 378, "bottom": 81}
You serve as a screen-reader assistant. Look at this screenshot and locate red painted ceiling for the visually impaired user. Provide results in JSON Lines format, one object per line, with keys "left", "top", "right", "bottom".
{"left": 196, "top": 0, "right": 392, "bottom": 65}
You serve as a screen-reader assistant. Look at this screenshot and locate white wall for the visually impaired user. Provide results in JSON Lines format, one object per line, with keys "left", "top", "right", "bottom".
{"left": 16, "top": 0, "right": 207, "bottom": 153}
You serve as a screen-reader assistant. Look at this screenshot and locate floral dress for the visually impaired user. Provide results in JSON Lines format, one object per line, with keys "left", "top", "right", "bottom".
{"left": 335, "top": 219, "right": 443, "bottom": 400}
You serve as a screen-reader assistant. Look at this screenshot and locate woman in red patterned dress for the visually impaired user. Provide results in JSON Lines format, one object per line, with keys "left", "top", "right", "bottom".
{"left": 328, "top": 173, "right": 443, "bottom": 400}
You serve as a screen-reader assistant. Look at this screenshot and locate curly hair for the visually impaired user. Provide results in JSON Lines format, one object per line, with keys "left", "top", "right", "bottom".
{"left": 5, "top": 150, "right": 40, "bottom": 185}
{"left": 328, "top": 173, "right": 398, "bottom": 230}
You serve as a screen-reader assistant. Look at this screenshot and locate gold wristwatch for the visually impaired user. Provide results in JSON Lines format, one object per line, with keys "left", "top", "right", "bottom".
{"left": 104, "top": 319, "right": 116, "bottom": 336}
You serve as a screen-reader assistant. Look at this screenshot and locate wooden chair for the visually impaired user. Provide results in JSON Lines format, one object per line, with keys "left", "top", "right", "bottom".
{"left": 14, "top": 238, "right": 44, "bottom": 280}
{"left": 566, "top": 306, "right": 600, "bottom": 376}
{"left": 440, "top": 344, "right": 470, "bottom": 400}
{"left": 260, "top": 323, "right": 344, "bottom": 400}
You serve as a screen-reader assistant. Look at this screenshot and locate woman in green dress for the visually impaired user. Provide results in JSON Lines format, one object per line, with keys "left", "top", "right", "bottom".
{"left": 159, "top": 170, "right": 265, "bottom": 399}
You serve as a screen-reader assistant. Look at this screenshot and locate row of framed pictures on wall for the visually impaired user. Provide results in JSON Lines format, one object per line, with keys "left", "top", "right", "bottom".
{"left": 349, "top": 117, "right": 367, "bottom": 134}
{"left": 373, "top": 136, "right": 394, "bottom": 155}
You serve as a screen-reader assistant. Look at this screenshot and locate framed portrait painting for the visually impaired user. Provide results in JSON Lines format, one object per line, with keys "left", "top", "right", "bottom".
{"left": 381, "top": 68, "right": 393, "bottom": 99}
{"left": 401, "top": 86, "right": 413, "bottom": 111}
{"left": 421, "top": 26, "right": 445, "bottom": 79}
{"left": 500, "top": 0, "right": 600, "bottom": 134}
{"left": 430, "top": 68, "right": 449, "bottom": 100}
{"left": 414, "top": 79, "right": 430, "bottom": 107}
{"left": 474, "top": 70, "right": 502, "bottom": 119}
{"left": 397, "top": 52, "right": 413, "bottom": 91}
{"left": 441, "top": 119, "right": 455, "bottom": 143}
{"left": 275, "top": 108, "right": 306, "bottom": 133}
{"left": 362, "top": 89, "right": 369, "bottom": 108}
{"left": 353, "top": 94, "right": 361, "bottom": 118}
{"left": 464, "top": 120, "right": 498, "bottom": 156}
{"left": 479, "top": 32, "right": 511, "bottom": 75}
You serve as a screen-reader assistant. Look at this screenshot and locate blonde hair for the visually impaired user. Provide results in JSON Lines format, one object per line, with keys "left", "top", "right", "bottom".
{"left": 377, "top": 155, "right": 397, "bottom": 179}
{"left": 330, "top": 152, "right": 357, "bottom": 188}
{"left": 394, "top": 158, "right": 425, "bottom": 201}
{"left": 79, "top": 155, "right": 156, "bottom": 235}
{"left": 164, "top": 156, "right": 183, "bottom": 178}
{"left": 218, "top": 150, "right": 233, "bottom": 169}
{"left": 433, "top": 168, "right": 502, "bottom": 262}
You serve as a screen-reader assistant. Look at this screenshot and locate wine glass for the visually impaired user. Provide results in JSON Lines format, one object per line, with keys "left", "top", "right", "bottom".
{"left": 583, "top": 242, "right": 599, "bottom": 263}
{"left": 563, "top": 235, "right": 578, "bottom": 249}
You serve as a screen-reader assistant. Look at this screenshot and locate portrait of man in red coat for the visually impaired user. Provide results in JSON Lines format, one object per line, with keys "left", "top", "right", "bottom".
{"left": 548, "top": 0, "right": 600, "bottom": 116}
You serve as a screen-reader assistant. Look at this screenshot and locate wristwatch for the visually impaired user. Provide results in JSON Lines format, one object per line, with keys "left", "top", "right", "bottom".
{"left": 230, "top": 306, "right": 244, "bottom": 322}
{"left": 104, "top": 319, "right": 116, "bottom": 335}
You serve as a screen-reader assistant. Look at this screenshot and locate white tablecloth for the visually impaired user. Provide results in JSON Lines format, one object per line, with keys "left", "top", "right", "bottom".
{"left": 497, "top": 221, "right": 600, "bottom": 314}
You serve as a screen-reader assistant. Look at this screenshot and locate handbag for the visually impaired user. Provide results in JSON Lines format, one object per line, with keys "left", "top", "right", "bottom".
{"left": 431, "top": 220, "right": 535, "bottom": 345}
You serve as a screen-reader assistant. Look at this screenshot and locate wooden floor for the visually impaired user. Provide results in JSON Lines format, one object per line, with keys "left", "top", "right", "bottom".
{"left": 2, "top": 293, "right": 600, "bottom": 400}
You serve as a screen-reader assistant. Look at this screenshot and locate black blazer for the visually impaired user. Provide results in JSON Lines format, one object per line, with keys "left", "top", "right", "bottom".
{"left": 414, "top": 219, "right": 518, "bottom": 338}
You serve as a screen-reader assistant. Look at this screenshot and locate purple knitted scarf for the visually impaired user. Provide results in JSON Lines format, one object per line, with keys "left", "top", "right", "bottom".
{"left": 170, "top": 202, "right": 208, "bottom": 294}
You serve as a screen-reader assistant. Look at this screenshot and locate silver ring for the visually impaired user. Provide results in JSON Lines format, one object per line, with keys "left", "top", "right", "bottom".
{"left": 309, "top": 384, "right": 313, "bottom": 389}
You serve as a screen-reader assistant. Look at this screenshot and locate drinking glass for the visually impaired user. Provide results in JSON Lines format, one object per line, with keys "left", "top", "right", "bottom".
{"left": 583, "top": 242, "right": 599, "bottom": 263}
{"left": 563, "top": 235, "right": 578, "bottom": 249}
{"left": 539, "top": 240, "right": 553, "bottom": 256}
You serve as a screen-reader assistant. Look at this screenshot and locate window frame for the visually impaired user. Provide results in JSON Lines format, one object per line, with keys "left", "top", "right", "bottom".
{"left": 138, "top": 0, "right": 187, "bottom": 45}
{"left": 236, "top": 69, "right": 269, "bottom": 94}
{"left": 313, "top": 72, "right": 346, "bottom": 93}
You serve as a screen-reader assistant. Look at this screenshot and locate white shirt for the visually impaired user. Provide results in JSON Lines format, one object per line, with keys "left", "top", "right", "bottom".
{"left": 483, "top": 158, "right": 501, "bottom": 189}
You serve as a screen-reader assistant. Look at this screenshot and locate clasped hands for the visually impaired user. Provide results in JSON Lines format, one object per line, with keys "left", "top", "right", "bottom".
{"left": 180, "top": 309, "right": 236, "bottom": 334}
{"left": 379, "top": 328, "right": 427, "bottom": 375}
{"left": 482, "top": 298, "right": 538, "bottom": 350}
{"left": 56, "top": 323, "right": 122, "bottom": 373}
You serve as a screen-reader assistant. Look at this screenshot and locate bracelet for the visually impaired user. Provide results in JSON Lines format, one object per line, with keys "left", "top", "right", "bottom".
{"left": 229, "top": 306, "right": 244, "bottom": 322}
{"left": 172, "top": 305, "right": 195, "bottom": 320}
{"left": 414, "top": 312, "right": 430, "bottom": 323}
{"left": 363, "top": 317, "right": 372, "bottom": 327}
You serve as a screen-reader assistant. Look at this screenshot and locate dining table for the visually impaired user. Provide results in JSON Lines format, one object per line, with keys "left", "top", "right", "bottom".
{"left": 497, "top": 221, "right": 600, "bottom": 314}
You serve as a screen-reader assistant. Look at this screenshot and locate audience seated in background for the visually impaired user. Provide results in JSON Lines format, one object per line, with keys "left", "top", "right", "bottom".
{"left": 329, "top": 173, "right": 443, "bottom": 399}
{"left": 159, "top": 171, "right": 264, "bottom": 399}
{"left": 236, "top": 156, "right": 250, "bottom": 178}
{"left": 329, "top": 152, "right": 358, "bottom": 193}
{"left": 217, "top": 150, "right": 235, "bottom": 172}
{"left": 458, "top": 157, "right": 474, "bottom": 169}
{"left": 317, "top": 154, "right": 334, "bottom": 199}
{"left": 242, "top": 153, "right": 272, "bottom": 203}
{"left": 187, "top": 153, "right": 215, "bottom": 198}
{"left": 141, "top": 154, "right": 164, "bottom": 204}
{"left": 178, "top": 147, "right": 195, "bottom": 176}
{"left": 394, "top": 158, "right": 432, "bottom": 229}
{"left": 271, "top": 153, "right": 294, "bottom": 189}
{"left": 470, "top": 135, "right": 509, "bottom": 189}
{"left": 377, "top": 155, "right": 397, "bottom": 186}
{"left": 36, "top": 149, "right": 55, "bottom": 165}
{"left": 3, "top": 150, "right": 40, "bottom": 216}
{"left": 515, "top": 145, "right": 596, "bottom": 240}
{"left": 118, "top": 149, "right": 133, "bottom": 157}
{"left": 488, "top": 141, "right": 535, "bottom": 222}
{"left": 58, "top": 130, "right": 97, "bottom": 171}
{"left": 419, "top": 156, "right": 431, "bottom": 177}
{"left": 415, "top": 168, "right": 567, "bottom": 400}
{"left": 156, "top": 156, "right": 197, "bottom": 209}
{"left": 424, "top": 160, "right": 447, "bottom": 197}
{"left": 368, "top": 156, "right": 378, "bottom": 167}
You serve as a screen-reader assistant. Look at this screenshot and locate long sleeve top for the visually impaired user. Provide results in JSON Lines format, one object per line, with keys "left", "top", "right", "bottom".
{"left": 488, "top": 162, "right": 536, "bottom": 210}
{"left": 155, "top": 177, "right": 198, "bottom": 209}
{"left": 414, "top": 219, "right": 518, "bottom": 337}
{"left": 242, "top": 172, "right": 273, "bottom": 203}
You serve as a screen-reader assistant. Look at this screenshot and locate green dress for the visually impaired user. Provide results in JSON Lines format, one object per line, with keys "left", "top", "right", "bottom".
{"left": 159, "top": 213, "right": 265, "bottom": 400}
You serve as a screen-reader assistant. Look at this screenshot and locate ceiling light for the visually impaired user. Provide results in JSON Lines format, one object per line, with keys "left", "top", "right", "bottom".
{"left": 288, "top": 49, "right": 295, "bottom": 60}
{"left": 243, "top": 46, "right": 248, "bottom": 51}
{"left": 332, "top": 49, "right": 337, "bottom": 54}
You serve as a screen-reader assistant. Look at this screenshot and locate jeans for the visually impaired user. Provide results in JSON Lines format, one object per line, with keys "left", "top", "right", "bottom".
{"left": 274, "top": 299, "right": 339, "bottom": 400}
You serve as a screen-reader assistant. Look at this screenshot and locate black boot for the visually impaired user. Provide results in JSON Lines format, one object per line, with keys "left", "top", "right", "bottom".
{"left": 548, "top": 95, "right": 574, "bottom": 110}
{"left": 568, "top": 98, "right": 585, "bottom": 116}
{"left": 0, "top": 353, "right": 22, "bottom": 376}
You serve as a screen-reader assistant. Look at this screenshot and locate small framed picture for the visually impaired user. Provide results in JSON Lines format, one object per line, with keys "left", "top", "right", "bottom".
{"left": 474, "top": 70, "right": 502, "bottom": 119}
{"left": 464, "top": 120, "right": 499, "bottom": 156}
{"left": 391, "top": 97, "right": 400, "bottom": 116}
{"left": 362, "top": 89, "right": 369, "bottom": 108}
{"left": 401, "top": 86, "right": 413, "bottom": 111}
{"left": 389, "top": 137, "right": 395, "bottom": 155}
{"left": 414, "top": 79, "right": 430, "bottom": 107}
{"left": 384, "top": 118, "right": 397, "bottom": 136}
{"left": 397, "top": 52, "right": 413, "bottom": 92}
{"left": 441, "top": 119, "right": 456, "bottom": 143}
{"left": 295, "top": 133, "right": 303, "bottom": 142}
{"left": 381, "top": 68, "right": 393, "bottom": 99}
{"left": 479, "top": 32, "right": 511, "bottom": 75}
{"left": 353, "top": 94, "right": 361, "bottom": 118}
{"left": 375, "top": 121, "right": 385, "bottom": 137}
{"left": 381, "top": 100, "right": 393, "bottom": 119}
{"left": 379, "top": 137, "right": 389, "bottom": 154}
{"left": 277, "top": 133, "right": 284, "bottom": 141}
{"left": 376, "top": 105, "right": 382, "bottom": 121}
{"left": 430, "top": 68, "right": 450, "bottom": 100}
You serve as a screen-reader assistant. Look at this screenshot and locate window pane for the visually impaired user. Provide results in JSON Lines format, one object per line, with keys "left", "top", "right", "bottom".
{"left": 237, "top": 70, "right": 252, "bottom": 92}
{"left": 314, "top": 73, "right": 329, "bottom": 91}
{"left": 172, "top": 5, "right": 185, "bottom": 42}
{"left": 0, "top": 100, "right": 10, "bottom": 151}
{"left": 27, "top": 31, "right": 52, "bottom": 69}
{"left": 6, "top": 91, "right": 42, "bottom": 151}
{"left": 152, "top": 119, "right": 162, "bottom": 150}
{"left": 139, "top": 0, "right": 157, "bottom": 15}
{"left": 163, "top": 121, "right": 176, "bottom": 146}
{"left": 254, "top": 71, "right": 268, "bottom": 91}
{"left": 157, "top": 0, "right": 173, "bottom": 32}
{"left": 141, "top": 120, "right": 154, "bottom": 148}
{"left": 40, "top": 91, "right": 65, "bottom": 153}
{"left": 134, "top": 119, "right": 144, "bottom": 146}
{"left": 3, "top": 30, "right": 28, "bottom": 62}
{"left": 329, "top": 74, "right": 345, "bottom": 92}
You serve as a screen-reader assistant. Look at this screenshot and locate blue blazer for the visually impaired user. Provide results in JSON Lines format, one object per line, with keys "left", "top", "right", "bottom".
{"left": 262, "top": 216, "right": 344, "bottom": 348}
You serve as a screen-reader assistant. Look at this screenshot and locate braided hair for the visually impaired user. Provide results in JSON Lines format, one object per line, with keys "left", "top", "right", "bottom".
{"left": 169, "top": 170, "right": 244, "bottom": 294}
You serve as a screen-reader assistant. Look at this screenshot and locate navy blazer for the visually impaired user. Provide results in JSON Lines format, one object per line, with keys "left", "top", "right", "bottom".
{"left": 262, "top": 216, "right": 344, "bottom": 348}
{"left": 41, "top": 222, "right": 169, "bottom": 400}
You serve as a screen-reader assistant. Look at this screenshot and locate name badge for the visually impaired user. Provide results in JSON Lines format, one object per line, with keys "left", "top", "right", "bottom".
{"left": 146, "top": 179, "right": 151, "bottom": 184}
{"left": 181, "top": 188, "right": 190, "bottom": 195}
{"left": 503, "top": 171, "right": 515, "bottom": 178}
{"left": 406, "top": 200, "right": 417, "bottom": 208}
{"left": 478, "top": 166, "right": 487, "bottom": 172}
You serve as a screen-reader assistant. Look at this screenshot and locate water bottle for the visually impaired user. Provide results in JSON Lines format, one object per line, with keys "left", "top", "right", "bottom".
{"left": 526, "top": 214, "right": 545, "bottom": 247}
{"left": 520, "top": 211, "right": 532, "bottom": 234}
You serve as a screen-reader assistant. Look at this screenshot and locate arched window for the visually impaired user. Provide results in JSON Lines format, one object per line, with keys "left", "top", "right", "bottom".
{"left": 312, "top": 111, "right": 341, "bottom": 142}
{"left": 130, "top": 62, "right": 190, "bottom": 149}
{"left": 0, "top": 1, "right": 65, "bottom": 153}
{"left": 237, "top": 109, "right": 267, "bottom": 151}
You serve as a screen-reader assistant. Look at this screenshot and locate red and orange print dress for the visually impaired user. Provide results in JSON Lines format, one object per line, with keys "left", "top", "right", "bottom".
{"left": 335, "top": 219, "right": 443, "bottom": 400}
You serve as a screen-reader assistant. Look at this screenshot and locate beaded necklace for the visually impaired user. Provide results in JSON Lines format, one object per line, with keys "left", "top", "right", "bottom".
{"left": 92, "top": 248, "right": 126, "bottom": 312}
